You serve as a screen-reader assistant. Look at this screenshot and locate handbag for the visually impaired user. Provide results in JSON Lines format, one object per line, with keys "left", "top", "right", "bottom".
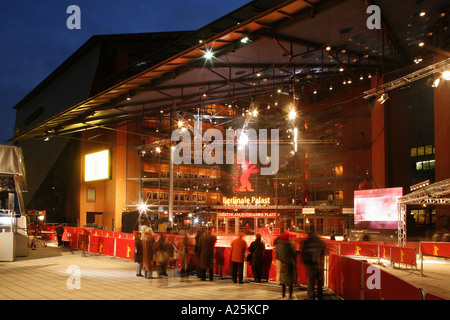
{"left": 246, "top": 253, "right": 253, "bottom": 262}
{"left": 280, "top": 263, "right": 287, "bottom": 274}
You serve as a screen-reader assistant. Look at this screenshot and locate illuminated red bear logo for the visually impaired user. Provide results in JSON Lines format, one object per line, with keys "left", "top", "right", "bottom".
{"left": 233, "top": 161, "right": 259, "bottom": 192}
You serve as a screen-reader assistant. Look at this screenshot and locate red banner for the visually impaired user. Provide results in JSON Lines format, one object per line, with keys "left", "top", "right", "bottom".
{"left": 338, "top": 256, "right": 363, "bottom": 300}
{"left": 339, "top": 242, "right": 379, "bottom": 258}
{"left": 425, "top": 292, "right": 447, "bottom": 300}
{"left": 363, "top": 263, "right": 422, "bottom": 300}
{"left": 116, "top": 238, "right": 134, "bottom": 260}
{"left": 379, "top": 245, "right": 391, "bottom": 260}
{"left": 421, "top": 242, "right": 450, "bottom": 258}
{"left": 390, "top": 247, "right": 416, "bottom": 266}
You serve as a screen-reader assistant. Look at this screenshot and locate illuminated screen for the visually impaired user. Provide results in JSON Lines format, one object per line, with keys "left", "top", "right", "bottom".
{"left": 84, "top": 150, "right": 110, "bottom": 182}
{"left": 354, "top": 187, "right": 403, "bottom": 229}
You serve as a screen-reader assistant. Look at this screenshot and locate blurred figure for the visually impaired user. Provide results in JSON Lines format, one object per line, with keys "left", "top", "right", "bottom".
{"left": 215, "top": 246, "right": 225, "bottom": 278}
{"left": 302, "top": 231, "right": 326, "bottom": 300}
{"left": 142, "top": 227, "right": 156, "bottom": 279}
{"left": 277, "top": 232, "right": 296, "bottom": 299}
{"left": 330, "top": 231, "right": 336, "bottom": 241}
{"left": 180, "top": 233, "right": 189, "bottom": 275}
{"left": 155, "top": 234, "right": 170, "bottom": 276}
{"left": 273, "top": 235, "right": 282, "bottom": 284}
{"left": 198, "top": 228, "right": 216, "bottom": 281}
{"left": 442, "top": 229, "right": 450, "bottom": 242}
{"left": 432, "top": 231, "right": 442, "bottom": 242}
{"left": 134, "top": 232, "right": 144, "bottom": 277}
{"left": 248, "top": 233, "right": 265, "bottom": 283}
{"left": 342, "top": 233, "right": 348, "bottom": 241}
{"left": 194, "top": 229, "right": 204, "bottom": 278}
{"left": 55, "top": 223, "right": 65, "bottom": 247}
{"left": 231, "top": 233, "right": 248, "bottom": 284}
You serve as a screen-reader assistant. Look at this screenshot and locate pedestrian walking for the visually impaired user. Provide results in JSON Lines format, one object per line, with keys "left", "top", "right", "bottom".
{"left": 302, "top": 231, "right": 326, "bottom": 300}
{"left": 230, "top": 233, "right": 248, "bottom": 284}
{"left": 248, "top": 233, "right": 265, "bottom": 282}
{"left": 134, "top": 232, "right": 144, "bottom": 277}
{"left": 197, "top": 227, "right": 216, "bottom": 281}
{"left": 277, "top": 232, "right": 296, "bottom": 299}
{"left": 142, "top": 227, "right": 156, "bottom": 279}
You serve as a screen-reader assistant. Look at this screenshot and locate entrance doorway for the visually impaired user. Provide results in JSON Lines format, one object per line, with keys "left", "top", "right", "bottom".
{"left": 86, "top": 212, "right": 103, "bottom": 228}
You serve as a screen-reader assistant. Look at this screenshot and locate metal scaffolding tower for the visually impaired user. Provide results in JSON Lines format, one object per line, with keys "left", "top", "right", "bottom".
{"left": 397, "top": 178, "right": 450, "bottom": 247}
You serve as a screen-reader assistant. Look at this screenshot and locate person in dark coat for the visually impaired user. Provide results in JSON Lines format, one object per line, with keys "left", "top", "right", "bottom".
{"left": 55, "top": 223, "right": 65, "bottom": 247}
{"left": 248, "top": 233, "right": 265, "bottom": 282}
{"left": 197, "top": 228, "right": 216, "bottom": 281}
{"left": 302, "top": 231, "right": 326, "bottom": 300}
{"left": 134, "top": 232, "right": 144, "bottom": 277}
{"left": 142, "top": 227, "right": 156, "bottom": 279}
{"left": 277, "top": 232, "right": 296, "bottom": 299}
{"left": 194, "top": 230, "right": 204, "bottom": 278}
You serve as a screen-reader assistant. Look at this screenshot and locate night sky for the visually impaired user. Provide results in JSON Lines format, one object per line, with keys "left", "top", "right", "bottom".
{"left": 0, "top": 0, "right": 250, "bottom": 145}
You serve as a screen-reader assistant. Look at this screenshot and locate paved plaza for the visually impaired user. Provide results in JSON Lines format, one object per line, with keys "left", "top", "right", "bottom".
{"left": 0, "top": 240, "right": 337, "bottom": 301}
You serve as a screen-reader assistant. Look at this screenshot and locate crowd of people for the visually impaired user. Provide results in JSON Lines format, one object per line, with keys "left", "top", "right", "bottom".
{"left": 133, "top": 226, "right": 327, "bottom": 300}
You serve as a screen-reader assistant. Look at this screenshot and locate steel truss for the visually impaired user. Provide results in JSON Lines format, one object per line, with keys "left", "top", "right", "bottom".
{"left": 397, "top": 178, "right": 450, "bottom": 247}
{"left": 364, "top": 58, "right": 450, "bottom": 99}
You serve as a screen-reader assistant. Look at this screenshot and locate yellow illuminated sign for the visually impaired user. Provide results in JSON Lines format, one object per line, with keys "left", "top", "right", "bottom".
{"left": 222, "top": 196, "right": 271, "bottom": 206}
{"left": 84, "top": 150, "right": 111, "bottom": 182}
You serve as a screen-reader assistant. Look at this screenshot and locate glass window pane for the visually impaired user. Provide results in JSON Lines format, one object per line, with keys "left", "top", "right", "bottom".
{"left": 416, "top": 162, "right": 423, "bottom": 170}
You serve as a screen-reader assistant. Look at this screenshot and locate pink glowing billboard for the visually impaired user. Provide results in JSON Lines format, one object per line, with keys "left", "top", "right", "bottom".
{"left": 354, "top": 187, "right": 403, "bottom": 229}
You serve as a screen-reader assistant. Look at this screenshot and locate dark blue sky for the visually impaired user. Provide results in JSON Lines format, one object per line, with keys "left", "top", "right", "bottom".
{"left": 0, "top": 0, "right": 250, "bottom": 144}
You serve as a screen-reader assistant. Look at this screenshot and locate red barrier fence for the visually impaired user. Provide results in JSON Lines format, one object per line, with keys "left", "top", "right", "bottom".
{"left": 48, "top": 226, "right": 449, "bottom": 300}
{"left": 420, "top": 242, "right": 450, "bottom": 258}
{"left": 328, "top": 254, "right": 424, "bottom": 300}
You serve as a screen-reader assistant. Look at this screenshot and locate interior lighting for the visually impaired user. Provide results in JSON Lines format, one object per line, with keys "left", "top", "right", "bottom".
{"left": 240, "top": 36, "right": 251, "bottom": 44}
{"left": 339, "top": 67, "right": 344, "bottom": 72}
{"left": 252, "top": 110, "right": 258, "bottom": 117}
{"left": 377, "top": 93, "right": 389, "bottom": 104}
{"left": 443, "top": 71, "right": 450, "bottom": 80}
{"left": 288, "top": 109, "right": 296, "bottom": 120}
{"left": 155, "top": 147, "right": 161, "bottom": 153}
{"left": 138, "top": 203, "right": 148, "bottom": 213}
{"left": 325, "top": 45, "right": 331, "bottom": 51}
{"left": 432, "top": 78, "right": 440, "bottom": 88}
{"left": 203, "top": 47, "right": 214, "bottom": 60}
{"left": 178, "top": 120, "right": 184, "bottom": 128}
{"left": 418, "top": 41, "right": 425, "bottom": 47}
{"left": 419, "top": 10, "right": 426, "bottom": 17}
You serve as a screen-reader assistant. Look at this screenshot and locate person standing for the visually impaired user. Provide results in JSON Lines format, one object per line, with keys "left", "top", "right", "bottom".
{"left": 142, "top": 227, "right": 156, "bottom": 279}
{"left": 302, "top": 231, "right": 326, "bottom": 300}
{"left": 155, "top": 234, "right": 169, "bottom": 276}
{"left": 54, "top": 223, "right": 65, "bottom": 247}
{"left": 134, "top": 232, "right": 144, "bottom": 277}
{"left": 194, "top": 230, "right": 204, "bottom": 278}
{"left": 230, "top": 233, "right": 248, "bottom": 284}
{"left": 197, "top": 228, "right": 216, "bottom": 281}
{"left": 248, "top": 233, "right": 265, "bottom": 283}
{"left": 277, "top": 232, "right": 296, "bottom": 299}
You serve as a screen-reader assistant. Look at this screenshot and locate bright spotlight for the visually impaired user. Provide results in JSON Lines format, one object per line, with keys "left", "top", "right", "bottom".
{"left": 288, "top": 109, "right": 296, "bottom": 120}
{"left": 203, "top": 48, "right": 214, "bottom": 60}
{"left": 443, "top": 71, "right": 450, "bottom": 81}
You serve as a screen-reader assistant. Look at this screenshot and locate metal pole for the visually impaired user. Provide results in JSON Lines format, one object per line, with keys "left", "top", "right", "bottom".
{"left": 169, "top": 105, "right": 175, "bottom": 229}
